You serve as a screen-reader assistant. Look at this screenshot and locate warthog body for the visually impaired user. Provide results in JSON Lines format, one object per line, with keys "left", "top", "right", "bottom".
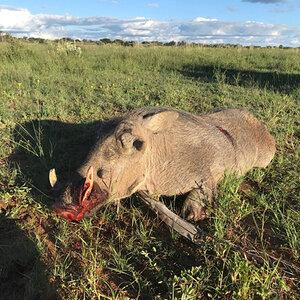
{"left": 50, "top": 106, "right": 275, "bottom": 222}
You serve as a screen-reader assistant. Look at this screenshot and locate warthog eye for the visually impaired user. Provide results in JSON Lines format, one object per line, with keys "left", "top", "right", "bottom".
{"left": 133, "top": 139, "right": 144, "bottom": 151}
{"left": 97, "top": 168, "right": 104, "bottom": 178}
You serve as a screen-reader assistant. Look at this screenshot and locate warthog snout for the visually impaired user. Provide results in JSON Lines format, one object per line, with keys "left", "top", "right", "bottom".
{"left": 50, "top": 167, "right": 109, "bottom": 221}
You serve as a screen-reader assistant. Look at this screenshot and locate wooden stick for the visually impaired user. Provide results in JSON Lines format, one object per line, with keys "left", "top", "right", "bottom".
{"left": 138, "top": 191, "right": 300, "bottom": 277}
{"left": 138, "top": 191, "right": 209, "bottom": 242}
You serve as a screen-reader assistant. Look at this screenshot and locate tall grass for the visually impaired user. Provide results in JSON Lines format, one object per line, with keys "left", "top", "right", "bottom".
{"left": 0, "top": 40, "right": 299, "bottom": 299}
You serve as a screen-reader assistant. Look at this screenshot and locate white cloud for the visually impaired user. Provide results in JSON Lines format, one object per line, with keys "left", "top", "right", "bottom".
{"left": 290, "top": 38, "right": 299, "bottom": 44}
{"left": 148, "top": 3, "right": 159, "bottom": 8}
{"left": 194, "top": 17, "right": 218, "bottom": 22}
{"left": 0, "top": 6, "right": 299, "bottom": 46}
{"left": 0, "top": 6, "right": 32, "bottom": 31}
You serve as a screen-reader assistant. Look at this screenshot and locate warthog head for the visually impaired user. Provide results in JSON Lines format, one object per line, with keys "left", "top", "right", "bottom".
{"left": 50, "top": 108, "right": 179, "bottom": 221}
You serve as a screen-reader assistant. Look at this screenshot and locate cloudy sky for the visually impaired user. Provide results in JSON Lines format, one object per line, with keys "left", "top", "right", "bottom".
{"left": 0, "top": 0, "right": 300, "bottom": 46}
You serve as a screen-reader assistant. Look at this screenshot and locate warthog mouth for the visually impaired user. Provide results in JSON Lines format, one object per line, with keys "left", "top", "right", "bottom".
{"left": 52, "top": 199, "right": 109, "bottom": 221}
{"left": 52, "top": 202, "right": 83, "bottom": 222}
{"left": 52, "top": 185, "right": 110, "bottom": 221}
{"left": 51, "top": 167, "right": 110, "bottom": 221}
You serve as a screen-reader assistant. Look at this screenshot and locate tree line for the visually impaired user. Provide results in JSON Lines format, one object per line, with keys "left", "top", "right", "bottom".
{"left": 0, "top": 31, "right": 297, "bottom": 49}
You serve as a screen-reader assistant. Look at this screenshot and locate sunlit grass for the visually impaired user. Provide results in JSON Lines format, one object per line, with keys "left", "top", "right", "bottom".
{"left": 0, "top": 40, "right": 299, "bottom": 299}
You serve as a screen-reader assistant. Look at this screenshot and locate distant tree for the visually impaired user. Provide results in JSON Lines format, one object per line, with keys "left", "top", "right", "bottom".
{"left": 28, "top": 37, "right": 36, "bottom": 43}
{"left": 150, "top": 41, "right": 163, "bottom": 46}
{"left": 124, "top": 41, "right": 136, "bottom": 47}
{"left": 60, "top": 37, "right": 74, "bottom": 42}
{"left": 164, "top": 41, "right": 176, "bottom": 46}
{"left": 177, "top": 40, "right": 187, "bottom": 47}
{"left": 27, "top": 37, "right": 46, "bottom": 43}
{"left": 113, "top": 39, "right": 124, "bottom": 45}
{"left": 100, "top": 38, "right": 112, "bottom": 44}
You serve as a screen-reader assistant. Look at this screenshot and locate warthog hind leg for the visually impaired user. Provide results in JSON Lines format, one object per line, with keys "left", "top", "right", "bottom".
{"left": 182, "top": 185, "right": 216, "bottom": 221}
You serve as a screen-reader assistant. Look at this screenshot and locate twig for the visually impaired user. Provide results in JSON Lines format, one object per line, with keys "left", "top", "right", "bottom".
{"left": 138, "top": 191, "right": 209, "bottom": 242}
{"left": 138, "top": 191, "right": 300, "bottom": 277}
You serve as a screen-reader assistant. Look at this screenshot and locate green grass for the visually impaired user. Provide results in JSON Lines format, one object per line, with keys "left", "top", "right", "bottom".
{"left": 0, "top": 39, "right": 299, "bottom": 299}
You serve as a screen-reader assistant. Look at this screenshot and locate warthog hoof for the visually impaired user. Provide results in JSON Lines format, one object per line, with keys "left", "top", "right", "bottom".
{"left": 181, "top": 198, "right": 210, "bottom": 221}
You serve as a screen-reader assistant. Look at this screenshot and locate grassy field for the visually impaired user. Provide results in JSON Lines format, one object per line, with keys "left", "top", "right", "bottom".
{"left": 0, "top": 39, "right": 299, "bottom": 299}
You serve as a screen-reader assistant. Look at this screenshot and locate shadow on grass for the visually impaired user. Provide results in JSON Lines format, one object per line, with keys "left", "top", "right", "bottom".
{"left": 10, "top": 118, "right": 120, "bottom": 205}
{"left": 9, "top": 118, "right": 205, "bottom": 298}
{"left": 6, "top": 118, "right": 121, "bottom": 297}
{"left": 0, "top": 214, "right": 57, "bottom": 299}
{"left": 179, "top": 64, "right": 300, "bottom": 93}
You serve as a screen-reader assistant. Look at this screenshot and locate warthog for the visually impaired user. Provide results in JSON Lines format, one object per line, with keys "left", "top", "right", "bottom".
{"left": 50, "top": 106, "right": 275, "bottom": 222}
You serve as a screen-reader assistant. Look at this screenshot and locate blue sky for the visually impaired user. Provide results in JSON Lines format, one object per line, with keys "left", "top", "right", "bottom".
{"left": 0, "top": 0, "right": 300, "bottom": 46}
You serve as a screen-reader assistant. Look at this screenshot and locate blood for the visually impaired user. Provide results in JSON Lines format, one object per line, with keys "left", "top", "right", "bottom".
{"left": 62, "top": 211, "right": 76, "bottom": 222}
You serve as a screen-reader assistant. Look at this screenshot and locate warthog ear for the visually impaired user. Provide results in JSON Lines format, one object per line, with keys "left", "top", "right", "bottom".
{"left": 115, "top": 126, "right": 138, "bottom": 152}
{"left": 120, "top": 132, "right": 135, "bottom": 150}
{"left": 80, "top": 166, "right": 94, "bottom": 206}
{"left": 143, "top": 111, "right": 179, "bottom": 132}
{"left": 49, "top": 168, "right": 58, "bottom": 188}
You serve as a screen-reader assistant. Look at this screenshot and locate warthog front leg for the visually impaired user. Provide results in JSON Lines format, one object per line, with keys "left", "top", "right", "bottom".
{"left": 182, "top": 185, "right": 216, "bottom": 221}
